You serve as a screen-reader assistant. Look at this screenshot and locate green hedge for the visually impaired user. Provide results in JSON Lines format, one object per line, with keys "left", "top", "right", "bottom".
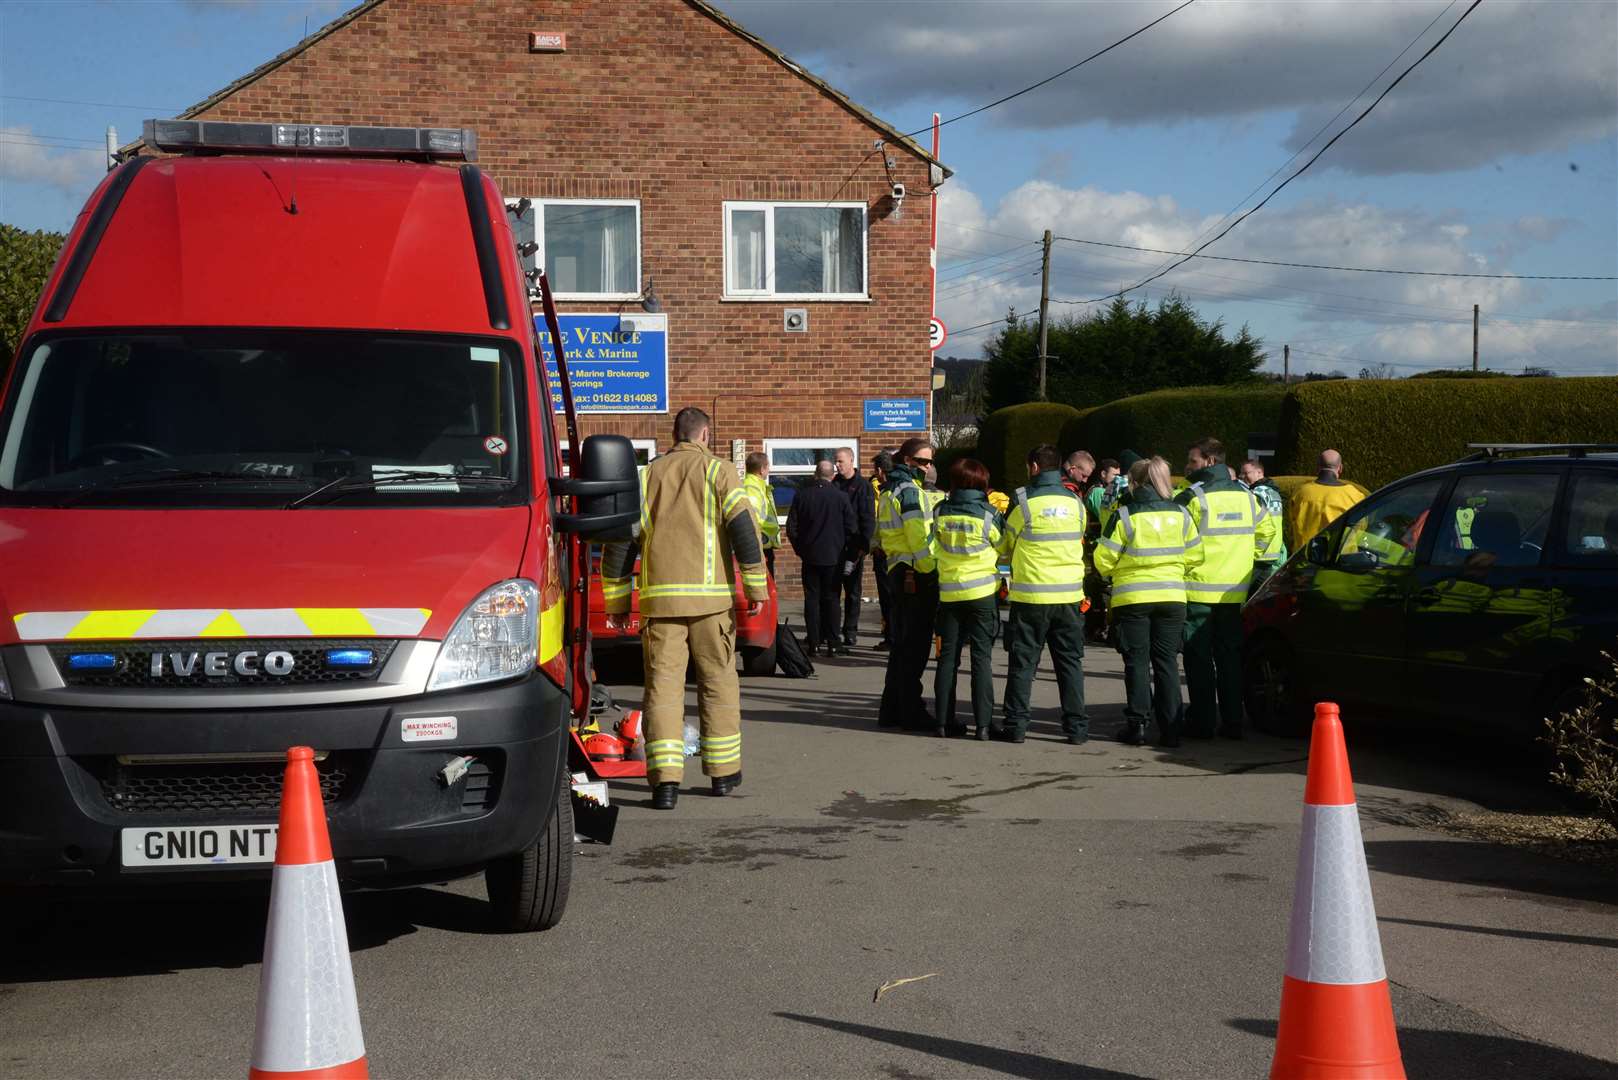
{"left": 976, "top": 402, "right": 1083, "bottom": 489}
{"left": 1059, "top": 384, "right": 1287, "bottom": 465}
{"left": 1274, "top": 377, "right": 1618, "bottom": 492}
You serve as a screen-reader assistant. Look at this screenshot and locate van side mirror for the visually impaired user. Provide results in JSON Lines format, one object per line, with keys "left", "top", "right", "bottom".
{"left": 553, "top": 434, "right": 639, "bottom": 540}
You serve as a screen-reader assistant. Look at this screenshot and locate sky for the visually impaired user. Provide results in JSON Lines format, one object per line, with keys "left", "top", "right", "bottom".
{"left": 2, "top": 0, "right": 1615, "bottom": 378}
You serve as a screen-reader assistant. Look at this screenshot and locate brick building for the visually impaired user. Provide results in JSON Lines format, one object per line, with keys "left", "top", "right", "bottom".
{"left": 127, "top": 0, "right": 947, "bottom": 601}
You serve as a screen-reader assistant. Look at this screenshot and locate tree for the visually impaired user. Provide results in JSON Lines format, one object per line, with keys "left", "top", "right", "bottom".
{"left": 1357, "top": 362, "right": 1399, "bottom": 380}
{"left": 1, "top": 224, "right": 66, "bottom": 370}
{"left": 938, "top": 361, "right": 983, "bottom": 450}
{"left": 981, "top": 294, "right": 1265, "bottom": 414}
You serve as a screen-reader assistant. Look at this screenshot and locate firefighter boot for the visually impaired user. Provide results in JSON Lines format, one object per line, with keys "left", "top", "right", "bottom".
{"left": 652, "top": 782, "right": 679, "bottom": 810}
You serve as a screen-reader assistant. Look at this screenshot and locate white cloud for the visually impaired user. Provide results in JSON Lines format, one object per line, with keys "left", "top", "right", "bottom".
{"left": 932, "top": 177, "right": 1618, "bottom": 375}
{"left": 716, "top": 0, "right": 1618, "bottom": 175}
{"left": 0, "top": 127, "right": 106, "bottom": 192}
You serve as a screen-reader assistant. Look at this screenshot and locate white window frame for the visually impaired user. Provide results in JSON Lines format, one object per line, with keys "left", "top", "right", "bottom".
{"left": 723, "top": 201, "right": 870, "bottom": 302}
{"left": 506, "top": 197, "right": 643, "bottom": 302}
{"left": 558, "top": 438, "right": 657, "bottom": 477}
{"left": 763, "top": 437, "right": 860, "bottom": 525}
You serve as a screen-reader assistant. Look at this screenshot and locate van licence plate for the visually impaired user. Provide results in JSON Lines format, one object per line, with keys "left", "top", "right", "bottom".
{"left": 121, "top": 824, "right": 278, "bottom": 867}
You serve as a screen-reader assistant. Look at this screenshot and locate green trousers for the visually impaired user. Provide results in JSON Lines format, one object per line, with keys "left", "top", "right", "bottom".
{"left": 1001, "top": 601, "right": 1087, "bottom": 738}
{"left": 1113, "top": 601, "right": 1185, "bottom": 735}
{"left": 1182, "top": 602, "right": 1245, "bottom": 736}
{"left": 934, "top": 594, "right": 998, "bottom": 734}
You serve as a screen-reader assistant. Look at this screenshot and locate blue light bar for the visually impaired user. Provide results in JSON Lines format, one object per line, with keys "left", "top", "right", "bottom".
{"left": 142, "top": 119, "right": 478, "bottom": 162}
{"left": 67, "top": 653, "right": 119, "bottom": 671}
{"left": 325, "top": 649, "right": 376, "bottom": 669}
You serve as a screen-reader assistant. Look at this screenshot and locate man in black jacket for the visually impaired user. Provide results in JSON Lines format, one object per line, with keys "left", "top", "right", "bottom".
{"left": 832, "top": 446, "right": 877, "bottom": 648}
{"left": 788, "top": 460, "right": 857, "bottom": 657}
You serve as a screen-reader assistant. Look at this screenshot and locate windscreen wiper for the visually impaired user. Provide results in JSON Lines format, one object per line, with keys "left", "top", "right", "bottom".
{"left": 52, "top": 468, "right": 308, "bottom": 505}
{"left": 285, "top": 470, "right": 514, "bottom": 509}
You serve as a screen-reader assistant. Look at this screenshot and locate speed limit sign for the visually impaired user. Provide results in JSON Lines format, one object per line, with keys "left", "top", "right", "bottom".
{"left": 929, "top": 318, "right": 948, "bottom": 351}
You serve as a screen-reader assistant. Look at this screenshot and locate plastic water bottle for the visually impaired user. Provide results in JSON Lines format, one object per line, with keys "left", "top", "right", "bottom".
{"left": 683, "top": 721, "right": 701, "bottom": 757}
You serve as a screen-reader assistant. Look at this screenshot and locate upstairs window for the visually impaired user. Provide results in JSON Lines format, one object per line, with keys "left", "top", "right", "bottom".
{"left": 724, "top": 202, "right": 867, "bottom": 300}
{"left": 507, "top": 199, "right": 641, "bottom": 299}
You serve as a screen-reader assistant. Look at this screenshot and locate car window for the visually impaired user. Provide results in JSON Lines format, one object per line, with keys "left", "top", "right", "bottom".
{"left": 1557, "top": 470, "right": 1618, "bottom": 566}
{"left": 1430, "top": 473, "right": 1558, "bottom": 570}
{"left": 1334, "top": 478, "right": 1444, "bottom": 569}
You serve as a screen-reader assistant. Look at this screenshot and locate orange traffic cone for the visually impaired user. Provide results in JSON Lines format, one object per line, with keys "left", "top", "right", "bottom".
{"left": 1271, "top": 703, "right": 1404, "bottom": 1080}
{"left": 249, "top": 747, "right": 368, "bottom": 1079}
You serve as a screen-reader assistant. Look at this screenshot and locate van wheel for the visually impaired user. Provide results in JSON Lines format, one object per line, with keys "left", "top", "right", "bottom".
{"left": 485, "top": 771, "right": 572, "bottom": 932}
{"left": 1245, "top": 636, "right": 1307, "bottom": 737}
{"left": 741, "top": 640, "right": 778, "bottom": 676}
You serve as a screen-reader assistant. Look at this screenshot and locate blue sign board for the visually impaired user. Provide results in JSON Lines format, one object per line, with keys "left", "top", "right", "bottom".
{"left": 536, "top": 314, "right": 669, "bottom": 413}
{"left": 863, "top": 398, "right": 928, "bottom": 432}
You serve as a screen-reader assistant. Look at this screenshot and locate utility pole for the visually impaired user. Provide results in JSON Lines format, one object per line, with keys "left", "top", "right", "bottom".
{"left": 1472, "top": 304, "right": 1479, "bottom": 372}
{"left": 105, "top": 125, "right": 117, "bottom": 173}
{"left": 1283, "top": 344, "right": 1290, "bottom": 384}
{"left": 1037, "top": 228, "right": 1052, "bottom": 400}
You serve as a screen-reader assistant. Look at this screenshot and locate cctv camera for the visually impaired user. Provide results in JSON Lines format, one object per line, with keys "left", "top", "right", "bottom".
{"left": 891, "top": 183, "right": 906, "bottom": 200}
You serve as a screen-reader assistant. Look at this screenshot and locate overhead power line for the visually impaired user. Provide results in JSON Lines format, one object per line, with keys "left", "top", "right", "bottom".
{"left": 2, "top": 94, "right": 183, "bottom": 112}
{"left": 1139, "top": 0, "right": 1460, "bottom": 282}
{"left": 0, "top": 139, "right": 106, "bottom": 155}
{"left": 896, "top": 0, "right": 1198, "bottom": 140}
{"left": 1067, "top": 0, "right": 1487, "bottom": 305}
{"left": 1053, "top": 234, "right": 1617, "bottom": 282}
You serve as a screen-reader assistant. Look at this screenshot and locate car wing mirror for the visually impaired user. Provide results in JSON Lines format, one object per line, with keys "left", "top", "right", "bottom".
{"left": 1337, "top": 550, "right": 1379, "bottom": 573}
{"left": 553, "top": 434, "right": 639, "bottom": 540}
{"left": 1306, "top": 533, "right": 1333, "bottom": 565}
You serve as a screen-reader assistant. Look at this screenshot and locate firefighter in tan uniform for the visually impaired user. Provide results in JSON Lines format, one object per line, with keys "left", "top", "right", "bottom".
{"left": 602, "top": 407, "right": 769, "bottom": 810}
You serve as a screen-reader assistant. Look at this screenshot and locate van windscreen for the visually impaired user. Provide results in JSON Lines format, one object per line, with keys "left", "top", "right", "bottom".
{"left": 0, "top": 332, "right": 527, "bottom": 507}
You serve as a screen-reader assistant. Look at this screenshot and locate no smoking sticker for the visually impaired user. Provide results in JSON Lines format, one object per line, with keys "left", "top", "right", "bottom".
{"left": 483, "top": 435, "right": 509, "bottom": 456}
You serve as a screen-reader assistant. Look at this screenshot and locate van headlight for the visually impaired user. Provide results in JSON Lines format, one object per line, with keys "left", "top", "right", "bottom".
{"left": 0, "top": 650, "right": 10, "bottom": 700}
{"left": 427, "top": 579, "right": 540, "bottom": 692}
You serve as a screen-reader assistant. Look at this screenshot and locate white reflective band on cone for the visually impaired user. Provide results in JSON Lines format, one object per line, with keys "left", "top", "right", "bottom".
{"left": 252, "top": 861, "right": 366, "bottom": 1073}
{"left": 1285, "top": 803, "right": 1386, "bottom": 985}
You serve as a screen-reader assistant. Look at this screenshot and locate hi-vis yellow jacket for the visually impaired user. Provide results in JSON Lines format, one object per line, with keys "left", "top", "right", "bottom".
{"left": 1175, "top": 467, "right": 1281, "bottom": 604}
{"left": 933, "top": 490, "right": 1004, "bottom": 603}
{"left": 999, "top": 471, "right": 1087, "bottom": 604}
{"left": 1093, "top": 491, "right": 1205, "bottom": 607}
{"left": 601, "top": 441, "right": 768, "bottom": 618}
{"left": 743, "top": 472, "right": 780, "bottom": 550}
{"left": 875, "top": 464, "right": 936, "bottom": 574}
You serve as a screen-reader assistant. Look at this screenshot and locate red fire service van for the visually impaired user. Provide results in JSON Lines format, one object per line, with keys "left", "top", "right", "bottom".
{"left": 0, "top": 120, "right": 640, "bottom": 931}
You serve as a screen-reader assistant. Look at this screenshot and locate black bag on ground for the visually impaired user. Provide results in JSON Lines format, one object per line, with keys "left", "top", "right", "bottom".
{"left": 774, "top": 620, "right": 815, "bottom": 678}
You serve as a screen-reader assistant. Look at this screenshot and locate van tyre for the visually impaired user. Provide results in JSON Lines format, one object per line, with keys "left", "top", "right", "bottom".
{"left": 1244, "top": 636, "right": 1308, "bottom": 737}
{"left": 485, "top": 770, "right": 572, "bottom": 932}
{"left": 741, "top": 639, "right": 777, "bottom": 676}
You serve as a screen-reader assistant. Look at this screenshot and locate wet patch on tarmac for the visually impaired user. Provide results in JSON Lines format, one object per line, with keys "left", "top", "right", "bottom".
{"left": 1218, "top": 872, "right": 1268, "bottom": 884}
{"left": 821, "top": 773, "right": 1083, "bottom": 822}
{"left": 610, "top": 873, "right": 675, "bottom": 884}
{"left": 1111, "top": 899, "right": 1152, "bottom": 909}
{"left": 1164, "top": 822, "right": 1276, "bottom": 860}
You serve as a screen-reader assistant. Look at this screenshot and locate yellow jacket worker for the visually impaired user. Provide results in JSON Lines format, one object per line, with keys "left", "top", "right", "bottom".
{"left": 602, "top": 407, "right": 768, "bottom": 810}
{"left": 1176, "top": 438, "right": 1280, "bottom": 739}
{"left": 1287, "top": 449, "right": 1363, "bottom": 551}
{"left": 1094, "top": 456, "right": 1204, "bottom": 747}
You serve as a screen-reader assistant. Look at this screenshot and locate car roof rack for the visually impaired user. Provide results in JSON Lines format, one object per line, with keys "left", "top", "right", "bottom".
{"left": 1460, "top": 443, "right": 1618, "bottom": 462}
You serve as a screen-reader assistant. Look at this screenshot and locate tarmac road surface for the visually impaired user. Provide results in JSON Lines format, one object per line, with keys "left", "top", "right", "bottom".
{"left": 3, "top": 610, "right": 1614, "bottom": 1079}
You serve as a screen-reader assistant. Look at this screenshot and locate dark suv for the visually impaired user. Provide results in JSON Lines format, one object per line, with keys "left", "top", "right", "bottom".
{"left": 1243, "top": 444, "right": 1618, "bottom": 735}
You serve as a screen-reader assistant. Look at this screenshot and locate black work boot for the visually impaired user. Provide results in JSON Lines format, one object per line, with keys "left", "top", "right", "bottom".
{"left": 652, "top": 782, "right": 679, "bottom": 810}
{"left": 711, "top": 771, "right": 743, "bottom": 796}
{"left": 1121, "top": 722, "right": 1147, "bottom": 746}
